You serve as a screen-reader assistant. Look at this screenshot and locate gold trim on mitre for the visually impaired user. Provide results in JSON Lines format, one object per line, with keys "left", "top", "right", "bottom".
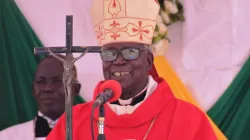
{"left": 91, "top": 0, "right": 160, "bottom": 46}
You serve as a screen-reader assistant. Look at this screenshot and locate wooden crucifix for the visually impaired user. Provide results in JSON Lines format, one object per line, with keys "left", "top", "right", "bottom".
{"left": 34, "top": 15, "right": 101, "bottom": 140}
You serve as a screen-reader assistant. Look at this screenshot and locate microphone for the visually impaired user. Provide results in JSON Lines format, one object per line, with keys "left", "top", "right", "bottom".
{"left": 92, "top": 80, "right": 122, "bottom": 108}
{"left": 91, "top": 80, "right": 121, "bottom": 140}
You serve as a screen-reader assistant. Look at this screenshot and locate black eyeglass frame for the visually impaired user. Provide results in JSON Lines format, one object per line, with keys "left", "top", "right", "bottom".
{"left": 100, "top": 47, "right": 147, "bottom": 62}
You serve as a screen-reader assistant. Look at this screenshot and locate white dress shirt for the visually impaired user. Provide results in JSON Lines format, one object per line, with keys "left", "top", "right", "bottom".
{"left": 108, "top": 76, "right": 158, "bottom": 115}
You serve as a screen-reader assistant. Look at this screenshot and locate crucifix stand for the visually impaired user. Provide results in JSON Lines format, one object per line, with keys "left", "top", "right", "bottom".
{"left": 34, "top": 15, "right": 101, "bottom": 140}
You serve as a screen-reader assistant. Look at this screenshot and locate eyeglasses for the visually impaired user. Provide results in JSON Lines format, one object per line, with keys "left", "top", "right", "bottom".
{"left": 100, "top": 48, "right": 144, "bottom": 62}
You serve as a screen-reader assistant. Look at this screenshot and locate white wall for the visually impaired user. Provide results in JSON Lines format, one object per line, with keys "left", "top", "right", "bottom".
{"left": 15, "top": 0, "right": 250, "bottom": 110}
{"left": 15, "top": 0, "right": 103, "bottom": 101}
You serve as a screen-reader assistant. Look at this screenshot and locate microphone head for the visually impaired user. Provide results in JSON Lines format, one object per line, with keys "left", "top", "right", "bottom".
{"left": 98, "top": 80, "right": 122, "bottom": 102}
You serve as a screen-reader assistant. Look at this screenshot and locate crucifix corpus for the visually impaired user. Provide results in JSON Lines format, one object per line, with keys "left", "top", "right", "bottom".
{"left": 34, "top": 15, "right": 101, "bottom": 140}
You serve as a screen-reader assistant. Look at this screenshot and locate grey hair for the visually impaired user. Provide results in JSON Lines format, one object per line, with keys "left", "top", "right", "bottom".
{"left": 143, "top": 44, "right": 153, "bottom": 54}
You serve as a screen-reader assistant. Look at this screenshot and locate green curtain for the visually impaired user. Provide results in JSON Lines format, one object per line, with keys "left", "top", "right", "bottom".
{"left": 0, "top": 0, "right": 85, "bottom": 131}
{"left": 207, "top": 56, "right": 250, "bottom": 140}
{"left": 0, "top": 0, "right": 44, "bottom": 131}
{"left": 74, "top": 95, "right": 85, "bottom": 104}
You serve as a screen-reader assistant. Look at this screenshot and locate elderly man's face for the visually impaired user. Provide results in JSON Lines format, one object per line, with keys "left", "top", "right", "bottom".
{"left": 101, "top": 43, "right": 153, "bottom": 99}
{"left": 33, "top": 58, "right": 77, "bottom": 120}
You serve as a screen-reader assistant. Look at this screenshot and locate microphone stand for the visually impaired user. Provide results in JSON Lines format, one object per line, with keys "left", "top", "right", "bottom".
{"left": 97, "top": 105, "right": 106, "bottom": 140}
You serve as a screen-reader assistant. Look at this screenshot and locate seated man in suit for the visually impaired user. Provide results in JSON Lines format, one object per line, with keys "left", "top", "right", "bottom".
{"left": 0, "top": 55, "right": 84, "bottom": 140}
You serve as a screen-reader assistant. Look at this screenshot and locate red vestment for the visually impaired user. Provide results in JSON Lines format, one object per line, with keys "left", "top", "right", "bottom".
{"left": 46, "top": 78, "right": 216, "bottom": 140}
